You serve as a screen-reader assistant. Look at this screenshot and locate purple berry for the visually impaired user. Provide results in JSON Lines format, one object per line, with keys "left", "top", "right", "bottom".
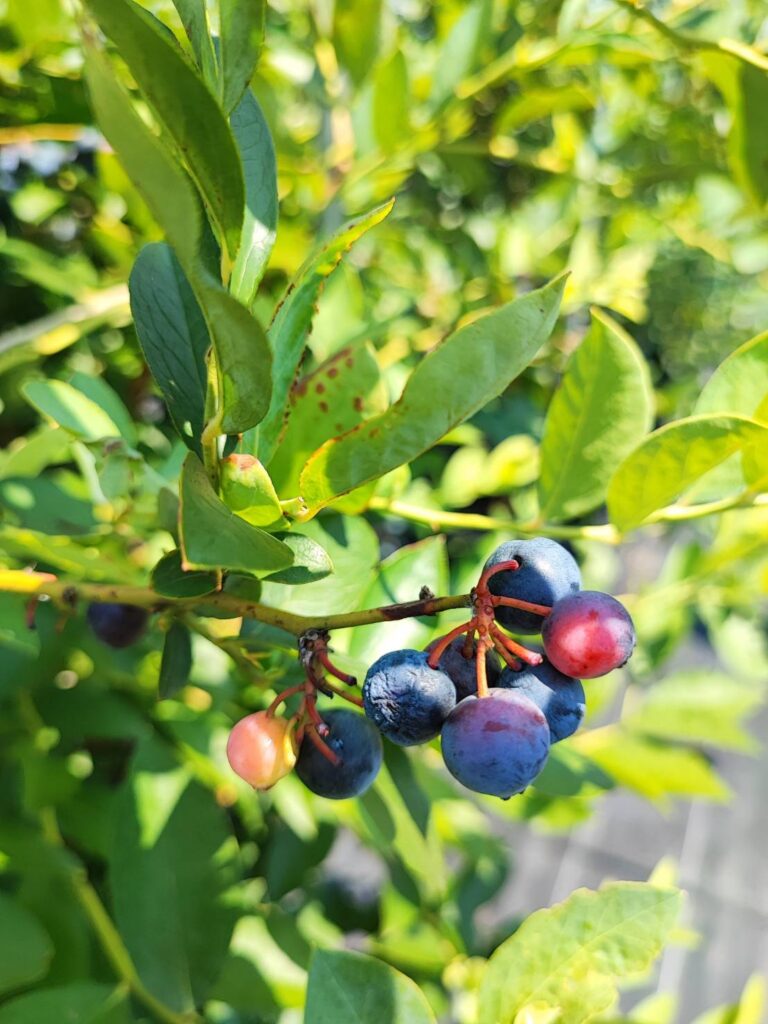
{"left": 363, "top": 649, "right": 456, "bottom": 746}
{"left": 440, "top": 690, "right": 551, "bottom": 798}
{"left": 498, "top": 661, "right": 585, "bottom": 742}
{"left": 542, "top": 591, "right": 636, "bottom": 678}
{"left": 296, "top": 709, "right": 382, "bottom": 799}
{"left": 484, "top": 539, "right": 581, "bottom": 634}
{"left": 87, "top": 603, "right": 148, "bottom": 648}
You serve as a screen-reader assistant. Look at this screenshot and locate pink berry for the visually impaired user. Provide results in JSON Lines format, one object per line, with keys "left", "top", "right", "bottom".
{"left": 226, "top": 711, "right": 297, "bottom": 790}
{"left": 541, "top": 591, "right": 636, "bottom": 679}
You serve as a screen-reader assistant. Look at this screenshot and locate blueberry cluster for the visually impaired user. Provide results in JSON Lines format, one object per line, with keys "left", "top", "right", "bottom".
{"left": 361, "top": 539, "right": 634, "bottom": 799}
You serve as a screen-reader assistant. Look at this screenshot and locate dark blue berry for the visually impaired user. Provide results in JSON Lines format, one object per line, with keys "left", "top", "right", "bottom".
{"left": 484, "top": 538, "right": 581, "bottom": 634}
{"left": 296, "top": 709, "right": 382, "bottom": 799}
{"left": 441, "top": 690, "right": 550, "bottom": 798}
{"left": 425, "top": 636, "right": 500, "bottom": 700}
{"left": 87, "top": 603, "right": 148, "bottom": 648}
{"left": 498, "top": 661, "right": 585, "bottom": 742}
{"left": 363, "top": 649, "right": 456, "bottom": 746}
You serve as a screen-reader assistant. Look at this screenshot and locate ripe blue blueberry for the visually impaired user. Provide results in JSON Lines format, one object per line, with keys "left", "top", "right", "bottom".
{"left": 484, "top": 538, "right": 581, "bottom": 634}
{"left": 441, "top": 690, "right": 551, "bottom": 798}
{"left": 295, "top": 709, "right": 382, "bottom": 799}
{"left": 425, "top": 636, "right": 501, "bottom": 700}
{"left": 363, "top": 649, "right": 456, "bottom": 746}
{"left": 87, "top": 602, "right": 148, "bottom": 648}
{"left": 498, "top": 661, "right": 585, "bottom": 742}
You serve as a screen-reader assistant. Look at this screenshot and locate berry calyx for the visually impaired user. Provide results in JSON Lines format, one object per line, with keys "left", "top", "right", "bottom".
{"left": 87, "top": 602, "right": 148, "bottom": 648}
{"left": 226, "top": 711, "right": 298, "bottom": 790}
{"left": 440, "top": 690, "right": 551, "bottom": 798}
{"left": 541, "top": 591, "right": 636, "bottom": 679}
{"left": 295, "top": 709, "right": 383, "bottom": 799}
{"left": 363, "top": 649, "right": 456, "bottom": 745}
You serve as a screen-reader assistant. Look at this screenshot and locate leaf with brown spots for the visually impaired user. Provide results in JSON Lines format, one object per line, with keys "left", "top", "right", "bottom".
{"left": 299, "top": 274, "right": 567, "bottom": 511}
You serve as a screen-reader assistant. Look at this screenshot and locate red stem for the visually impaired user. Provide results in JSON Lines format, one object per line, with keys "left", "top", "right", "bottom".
{"left": 306, "top": 726, "right": 340, "bottom": 765}
{"left": 476, "top": 638, "right": 490, "bottom": 698}
{"left": 491, "top": 595, "right": 551, "bottom": 617}
{"left": 267, "top": 682, "right": 306, "bottom": 717}
{"left": 316, "top": 648, "right": 357, "bottom": 686}
{"left": 427, "top": 617, "right": 476, "bottom": 669}
{"left": 462, "top": 626, "right": 476, "bottom": 661}
{"left": 491, "top": 632, "right": 523, "bottom": 671}
{"left": 490, "top": 626, "right": 543, "bottom": 666}
{"left": 476, "top": 559, "right": 520, "bottom": 594}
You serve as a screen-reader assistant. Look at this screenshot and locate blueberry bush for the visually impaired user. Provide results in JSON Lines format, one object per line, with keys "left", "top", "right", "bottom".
{"left": 1, "top": 1, "right": 767, "bottom": 1022}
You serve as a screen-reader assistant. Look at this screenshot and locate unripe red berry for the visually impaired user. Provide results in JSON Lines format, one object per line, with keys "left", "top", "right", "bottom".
{"left": 542, "top": 591, "right": 636, "bottom": 679}
{"left": 226, "top": 711, "right": 297, "bottom": 790}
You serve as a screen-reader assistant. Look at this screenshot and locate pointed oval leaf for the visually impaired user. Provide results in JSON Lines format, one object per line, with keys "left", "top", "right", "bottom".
{"left": 22, "top": 379, "right": 120, "bottom": 441}
{"left": 179, "top": 454, "right": 293, "bottom": 574}
{"left": 130, "top": 244, "right": 210, "bottom": 456}
{"left": 170, "top": 0, "right": 218, "bottom": 88}
{"left": 478, "top": 882, "right": 683, "bottom": 1024}
{"left": 300, "top": 274, "right": 567, "bottom": 512}
{"left": 219, "top": 0, "right": 265, "bottom": 115}
{"left": 539, "top": 308, "right": 653, "bottom": 521}
{"left": 82, "top": 0, "right": 245, "bottom": 260}
{"left": 259, "top": 200, "right": 395, "bottom": 464}
{"left": 151, "top": 549, "right": 218, "bottom": 598}
{"left": 696, "top": 330, "right": 768, "bottom": 418}
{"left": 229, "top": 89, "right": 278, "bottom": 304}
{"left": 263, "top": 532, "right": 334, "bottom": 585}
{"left": 305, "top": 950, "right": 436, "bottom": 1024}
{"left": 159, "top": 622, "right": 193, "bottom": 700}
{"left": 607, "top": 415, "right": 768, "bottom": 531}
{"left": 85, "top": 45, "right": 272, "bottom": 434}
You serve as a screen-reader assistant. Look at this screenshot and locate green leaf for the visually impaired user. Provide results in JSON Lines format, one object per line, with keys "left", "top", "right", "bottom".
{"left": 219, "top": 0, "right": 265, "bottom": 114}
{"left": 607, "top": 415, "right": 768, "bottom": 531}
{"left": 578, "top": 729, "right": 730, "bottom": 804}
{"left": 372, "top": 51, "right": 410, "bottom": 154}
{"left": 85, "top": 38, "right": 272, "bottom": 436}
{"left": 257, "top": 514, "right": 380, "bottom": 617}
{"left": 68, "top": 372, "right": 137, "bottom": 445}
{"left": 170, "top": 0, "right": 217, "bottom": 89}
{"left": 478, "top": 882, "right": 683, "bottom": 1024}
{"left": 305, "top": 949, "right": 437, "bottom": 1024}
{"left": 300, "top": 274, "right": 567, "bottom": 512}
{"left": 159, "top": 623, "right": 193, "bottom": 699}
{"left": 333, "top": 0, "right": 382, "bottom": 85}
{"left": 129, "top": 244, "right": 210, "bottom": 458}
{"left": 264, "top": 532, "right": 333, "bottom": 584}
{"left": 346, "top": 535, "right": 448, "bottom": 669}
{"left": 539, "top": 308, "right": 653, "bottom": 521}
{"left": 230, "top": 89, "right": 278, "bottom": 304}
{"left": 220, "top": 453, "right": 283, "bottom": 527}
{"left": 0, "top": 477, "right": 97, "bottom": 536}
{"left": 109, "top": 739, "right": 238, "bottom": 1012}
{"left": 696, "top": 330, "right": 768, "bottom": 418}
{"left": 82, "top": 0, "right": 244, "bottom": 260}
{"left": 0, "top": 892, "right": 52, "bottom": 996}
{"left": 179, "top": 454, "right": 293, "bottom": 574}
{"left": 700, "top": 54, "right": 768, "bottom": 208}
{"left": 623, "top": 671, "right": 762, "bottom": 752}
{"left": 0, "top": 982, "right": 130, "bottom": 1024}
{"left": 692, "top": 974, "right": 766, "bottom": 1024}
{"left": 22, "top": 379, "right": 120, "bottom": 441}
{"left": 430, "top": 0, "right": 492, "bottom": 106}
{"left": 151, "top": 549, "right": 218, "bottom": 598}
{"left": 268, "top": 342, "right": 387, "bottom": 496}
{"left": 259, "top": 200, "right": 395, "bottom": 464}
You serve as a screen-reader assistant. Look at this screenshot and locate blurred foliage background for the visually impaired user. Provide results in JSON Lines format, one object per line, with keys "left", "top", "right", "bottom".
{"left": 1, "top": 0, "right": 768, "bottom": 1022}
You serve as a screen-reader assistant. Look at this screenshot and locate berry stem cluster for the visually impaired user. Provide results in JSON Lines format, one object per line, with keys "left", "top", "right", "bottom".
{"left": 427, "top": 560, "right": 549, "bottom": 697}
